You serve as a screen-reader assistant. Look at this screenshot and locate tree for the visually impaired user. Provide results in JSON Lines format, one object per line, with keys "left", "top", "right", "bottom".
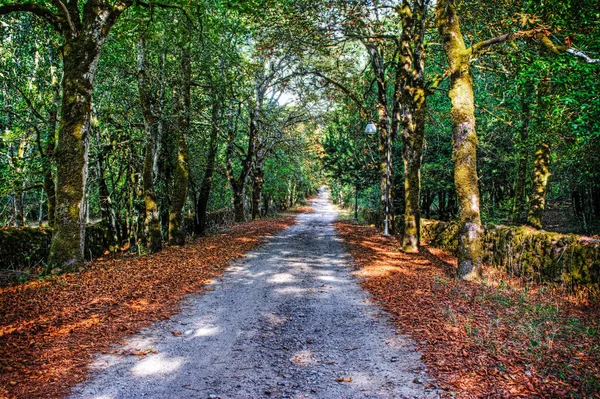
{"left": 0, "top": 0, "right": 136, "bottom": 270}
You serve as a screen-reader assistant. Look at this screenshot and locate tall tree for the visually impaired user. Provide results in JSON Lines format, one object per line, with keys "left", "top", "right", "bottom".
{"left": 137, "top": 32, "right": 163, "bottom": 252}
{"left": 169, "top": 43, "right": 191, "bottom": 245}
{"left": 0, "top": 0, "right": 135, "bottom": 270}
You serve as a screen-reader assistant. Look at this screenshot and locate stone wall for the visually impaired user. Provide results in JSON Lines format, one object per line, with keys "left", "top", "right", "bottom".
{"left": 421, "top": 220, "right": 600, "bottom": 291}
{"left": 0, "top": 224, "right": 107, "bottom": 271}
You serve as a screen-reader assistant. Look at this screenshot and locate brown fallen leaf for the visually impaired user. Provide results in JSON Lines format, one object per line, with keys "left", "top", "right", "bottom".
{"left": 172, "top": 331, "right": 183, "bottom": 336}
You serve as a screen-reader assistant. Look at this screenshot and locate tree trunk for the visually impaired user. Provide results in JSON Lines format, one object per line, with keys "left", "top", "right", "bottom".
{"left": 137, "top": 35, "right": 162, "bottom": 253}
{"left": 48, "top": 39, "right": 101, "bottom": 270}
{"left": 42, "top": 2, "right": 126, "bottom": 271}
{"left": 195, "top": 102, "right": 220, "bottom": 235}
{"left": 225, "top": 80, "right": 261, "bottom": 224}
{"left": 251, "top": 159, "right": 265, "bottom": 220}
{"left": 44, "top": 63, "right": 60, "bottom": 227}
{"left": 436, "top": 0, "right": 483, "bottom": 280}
{"left": 232, "top": 184, "right": 245, "bottom": 223}
{"left": 169, "top": 45, "right": 191, "bottom": 246}
{"left": 527, "top": 141, "right": 550, "bottom": 229}
{"left": 399, "top": 0, "right": 428, "bottom": 252}
{"left": 263, "top": 195, "right": 270, "bottom": 216}
{"left": 511, "top": 87, "right": 532, "bottom": 224}
{"left": 527, "top": 76, "right": 552, "bottom": 230}
{"left": 367, "top": 44, "right": 395, "bottom": 234}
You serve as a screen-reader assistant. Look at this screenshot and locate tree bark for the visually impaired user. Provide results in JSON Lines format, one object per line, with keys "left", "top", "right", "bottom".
{"left": 436, "top": 0, "right": 484, "bottom": 280}
{"left": 169, "top": 45, "right": 191, "bottom": 246}
{"left": 49, "top": 36, "right": 103, "bottom": 270}
{"left": 0, "top": 1, "right": 131, "bottom": 270}
{"left": 251, "top": 157, "right": 265, "bottom": 220}
{"left": 527, "top": 141, "right": 550, "bottom": 229}
{"left": 399, "top": 0, "right": 428, "bottom": 252}
{"left": 43, "top": 60, "right": 60, "bottom": 227}
{"left": 225, "top": 79, "right": 262, "bottom": 224}
{"left": 137, "top": 34, "right": 162, "bottom": 252}
{"left": 366, "top": 43, "right": 395, "bottom": 233}
{"left": 195, "top": 102, "right": 220, "bottom": 235}
{"left": 511, "top": 86, "right": 532, "bottom": 224}
{"left": 527, "top": 76, "right": 552, "bottom": 230}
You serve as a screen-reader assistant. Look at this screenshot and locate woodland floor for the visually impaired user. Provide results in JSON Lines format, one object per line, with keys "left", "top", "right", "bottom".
{"left": 0, "top": 217, "right": 295, "bottom": 399}
{"left": 1, "top": 194, "right": 599, "bottom": 399}
{"left": 335, "top": 221, "right": 600, "bottom": 398}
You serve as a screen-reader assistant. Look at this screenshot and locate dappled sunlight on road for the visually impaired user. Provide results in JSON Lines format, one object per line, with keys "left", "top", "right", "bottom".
{"left": 130, "top": 353, "right": 184, "bottom": 377}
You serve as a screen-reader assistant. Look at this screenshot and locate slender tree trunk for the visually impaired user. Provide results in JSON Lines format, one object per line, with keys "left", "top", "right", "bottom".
{"left": 169, "top": 45, "right": 191, "bottom": 246}
{"left": 263, "top": 195, "right": 270, "bottom": 216}
{"left": 251, "top": 158, "right": 265, "bottom": 220}
{"left": 527, "top": 141, "right": 550, "bottom": 229}
{"left": 511, "top": 87, "right": 532, "bottom": 224}
{"left": 436, "top": 0, "right": 483, "bottom": 280}
{"left": 527, "top": 76, "right": 552, "bottom": 230}
{"left": 401, "top": 101, "right": 425, "bottom": 251}
{"left": 137, "top": 35, "right": 162, "bottom": 252}
{"left": 15, "top": 192, "right": 25, "bottom": 226}
{"left": 195, "top": 102, "right": 220, "bottom": 235}
{"left": 225, "top": 83, "right": 261, "bottom": 224}
{"left": 44, "top": 62, "right": 60, "bottom": 227}
{"left": 399, "top": 0, "right": 428, "bottom": 252}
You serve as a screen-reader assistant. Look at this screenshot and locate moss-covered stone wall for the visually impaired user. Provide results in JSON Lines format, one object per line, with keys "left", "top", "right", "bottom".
{"left": 0, "top": 225, "right": 107, "bottom": 271}
{"left": 421, "top": 219, "right": 600, "bottom": 290}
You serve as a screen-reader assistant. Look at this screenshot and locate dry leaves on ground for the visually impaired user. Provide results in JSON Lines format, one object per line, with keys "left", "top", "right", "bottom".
{"left": 289, "top": 205, "right": 315, "bottom": 214}
{"left": 0, "top": 217, "right": 295, "bottom": 399}
{"left": 335, "top": 221, "right": 600, "bottom": 399}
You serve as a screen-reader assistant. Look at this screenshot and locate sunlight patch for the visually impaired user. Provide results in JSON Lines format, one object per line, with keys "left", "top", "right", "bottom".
{"left": 193, "top": 326, "right": 221, "bottom": 337}
{"left": 131, "top": 354, "right": 183, "bottom": 376}
{"left": 268, "top": 273, "right": 296, "bottom": 283}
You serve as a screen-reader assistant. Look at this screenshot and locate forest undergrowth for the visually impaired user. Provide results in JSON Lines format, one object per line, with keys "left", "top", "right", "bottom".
{"left": 335, "top": 220, "right": 600, "bottom": 399}
{"left": 0, "top": 216, "right": 295, "bottom": 399}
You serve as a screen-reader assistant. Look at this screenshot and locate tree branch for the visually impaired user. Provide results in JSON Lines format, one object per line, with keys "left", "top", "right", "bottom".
{"left": 134, "top": 0, "right": 195, "bottom": 27}
{"left": 306, "top": 69, "right": 369, "bottom": 119}
{"left": 51, "top": 0, "right": 76, "bottom": 35}
{"left": 470, "top": 29, "right": 537, "bottom": 54}
{"left": 566, "top": 48, "right": 600, "bottom": 64}
{"left": 0, "top": 2, "right": 63, "bottom": 32}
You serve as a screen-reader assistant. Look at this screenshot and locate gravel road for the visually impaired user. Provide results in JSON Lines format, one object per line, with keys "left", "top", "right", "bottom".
{"left": 70, "top": 188, "right": 438, "bottom": 399}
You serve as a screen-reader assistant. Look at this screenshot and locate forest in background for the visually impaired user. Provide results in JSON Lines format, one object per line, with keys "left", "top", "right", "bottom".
{"left": 0, "top": 0, "right": 599, "bottom": 280}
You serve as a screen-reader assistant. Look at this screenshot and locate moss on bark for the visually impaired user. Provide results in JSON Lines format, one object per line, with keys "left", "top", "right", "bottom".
{"left": 137, "top": 34, "right": 162, "bottom": 253}
{"left": 436, "top": 0, "right": 484, "bottom": 280}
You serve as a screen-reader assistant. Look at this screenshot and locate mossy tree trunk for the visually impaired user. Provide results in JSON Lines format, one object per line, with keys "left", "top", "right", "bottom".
{"left": 436, "top": 0, "right": 483, "bottom": 280}
{"left": 527, "top": 76, "right": 552, "bottom": 230}
{"left": 169, "top": 45, "right": 191, "bottom": 246}
{"left": 365, "top": 43, "right": 395, "bottom": 233}
{"left": 399, "top": 0, "right": 428, "bottom": 252}
{"left": 1, "top": 1, "right": 131, "bottom": 270}
{"left": 527, "top": 141, "right": 551, "bottom": 229}
{"left": 137, "top": 34, "right": 162, "bottom": 252}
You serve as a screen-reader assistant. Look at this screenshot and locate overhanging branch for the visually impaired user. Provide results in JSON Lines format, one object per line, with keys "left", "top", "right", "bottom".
{"left": 0, "top": 3, "right": 64, "bottom": 32}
